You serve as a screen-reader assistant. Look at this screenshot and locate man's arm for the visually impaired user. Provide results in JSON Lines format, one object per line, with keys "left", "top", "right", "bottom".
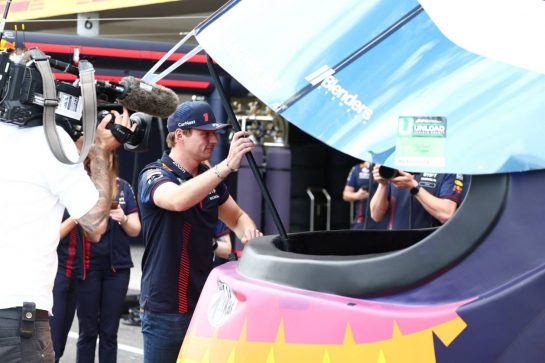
{"left": 77, "top": 146, "right": 113, "bottom": 237}
{"left": 76, "top": 109, "right": 129, "bottom": 237}
{"left": 214, "top": 234, "right": 232, "bottom": 259}
{"left": 413, "top": 187, "right": 458, "bottom": 224}
{"left": 153, "top": 164, "right": 235, "bottom": 212}
{"left": 154, "top": 131, "right": 255, "bottom": 212}
{"left": 218, "top": 196, "right": 262, "bottom": 245}
{"left": 342, "top": 166, "right": 369, "bottom": 202}
{"left": 390, "top": 171, "right": 458, "bottom": 224}
{"left": 370, "top": 165, "right": 390, "bottom": 222}
{"left": 342, "top": 185, "right": 369, "bottom": 202}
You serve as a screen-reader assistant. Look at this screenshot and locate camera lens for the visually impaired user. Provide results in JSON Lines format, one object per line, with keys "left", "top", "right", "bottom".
{"left": 378, "top": 166, "right": 399, "bottom": 180}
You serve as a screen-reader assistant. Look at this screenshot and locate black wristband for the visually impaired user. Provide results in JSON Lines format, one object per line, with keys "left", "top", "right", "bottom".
{"left": 410, "top": 185, "right": 421, "bottom": 195}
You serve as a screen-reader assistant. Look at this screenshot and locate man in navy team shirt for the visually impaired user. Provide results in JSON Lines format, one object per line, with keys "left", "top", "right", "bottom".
{"left": 137, "top": 101, "right": 262, "bottom": 362}
{"left": 343, "top": 161, "right": 388, "bottom": 229}
{"left": 370, "top": 165, "right": 465, "bottom": 229}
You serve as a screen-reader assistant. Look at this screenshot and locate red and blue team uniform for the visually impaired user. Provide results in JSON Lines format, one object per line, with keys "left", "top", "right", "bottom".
{"left": 50, "top": 210, "right": 87, "bottom": 362}
{"left": 346, "top": 162, "right": 388, "bottom": 229}
{"left": 387, "top": 173, "right": 465, "bottom": 229}
{"left": 137, "top": 153, "right": 229, "bottom": 315}
{"left": 76, "top": 178, "right": 138, "bottom": 363}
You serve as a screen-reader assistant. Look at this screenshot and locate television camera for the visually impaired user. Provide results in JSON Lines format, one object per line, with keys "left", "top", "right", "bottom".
{"left": 0, "top": 47, "right": 178, "bottom": 154}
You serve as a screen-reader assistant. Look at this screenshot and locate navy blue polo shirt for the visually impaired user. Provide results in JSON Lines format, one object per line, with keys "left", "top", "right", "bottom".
{"left": 138, "top": 153, "right": 229, "bottom": 314}
{"left": 387, "top": 173, "right": 465, "bottom": 229}
{"left": 214, "top": 220, "right": 229, "bottom": 239}
{"left": 57, "top": 210, "right": 85, "bottom": 279}
{"left": 88, "top": 178, "right": 137, "bottom": 271}
{"left": 346, "top": 162, "right": 388, "bottom": 229}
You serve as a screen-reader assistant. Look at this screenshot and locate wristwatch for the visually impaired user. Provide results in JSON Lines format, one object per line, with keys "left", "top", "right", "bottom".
{"left": 410, "top": 184, "right": 421, "bottom": 195}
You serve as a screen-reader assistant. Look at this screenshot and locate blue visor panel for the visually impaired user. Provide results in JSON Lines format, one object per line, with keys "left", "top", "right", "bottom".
{"left": 197, "top": 0, "right": 545, "bottom": 174}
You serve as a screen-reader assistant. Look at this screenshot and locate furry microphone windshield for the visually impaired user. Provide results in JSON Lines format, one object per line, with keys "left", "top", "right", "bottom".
{"left": 117, "top": 76, "right": 179, "bottom": 119}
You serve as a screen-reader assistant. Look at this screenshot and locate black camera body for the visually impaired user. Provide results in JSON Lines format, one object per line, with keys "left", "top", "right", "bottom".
{"left": 378, "top": 165, "right": 400, "bottom": 180}
{"left": 97, "top": 110, "right": 153, "bottom": 151}
{"left": 0, "top": 57, "right": 52, "bottom": 126}
{"left": 0, "top": 50, "right": 152, "bottom": 152}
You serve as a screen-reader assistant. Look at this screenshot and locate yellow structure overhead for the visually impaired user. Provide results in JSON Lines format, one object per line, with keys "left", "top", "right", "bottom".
{"left": 1, "top": 0, "right": 179, "bottom": 20}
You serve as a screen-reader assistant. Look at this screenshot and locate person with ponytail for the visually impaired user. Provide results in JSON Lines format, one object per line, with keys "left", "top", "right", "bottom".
{"left": 76, "top": 152, "right": 141, "bottom": 363}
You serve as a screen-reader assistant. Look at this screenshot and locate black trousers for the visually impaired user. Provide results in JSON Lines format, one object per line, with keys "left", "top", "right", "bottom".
{"left": 0, "top": 307, "right": 55, "bottom": 362}
{"left": 77, "top": 268, "right": 130, "bottom": 363}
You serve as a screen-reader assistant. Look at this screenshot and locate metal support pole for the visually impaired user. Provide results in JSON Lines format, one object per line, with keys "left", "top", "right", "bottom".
{"left": 307, "top": 188, "right": 331, "bottom": 231}
{"left": 306, "top": 188, "right": 316, "bottom": 232}
{"left": 206, "top": 54, "right": 288, "bottom": 244}
{"left": 0, "top": 0, "right": 13, "bottom": 41}
{"left": 324, "top": 189, "right": 331, "bottom": 231}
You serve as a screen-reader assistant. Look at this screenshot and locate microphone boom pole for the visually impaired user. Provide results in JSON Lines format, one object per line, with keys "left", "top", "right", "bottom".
{"left": 0, "top": 0, "right": 13, "bottom": 42}
{"left": 206, "top": 54, "right": 288, "bottom": 244}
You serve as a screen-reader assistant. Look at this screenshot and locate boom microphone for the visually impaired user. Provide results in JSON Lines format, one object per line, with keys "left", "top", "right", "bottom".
{"left": 116, "top": 76, "right": 179, "bottom": 119}
{"left": 48, "top": 58, "right": 179, "bottom": 118}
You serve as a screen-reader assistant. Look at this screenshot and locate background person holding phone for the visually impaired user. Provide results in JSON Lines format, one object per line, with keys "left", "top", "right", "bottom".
{"left": 370, "top": 165, "right": 465, "bottom": 229}
{"left": 76, "top": 152, "right": 141, "bottom": 363}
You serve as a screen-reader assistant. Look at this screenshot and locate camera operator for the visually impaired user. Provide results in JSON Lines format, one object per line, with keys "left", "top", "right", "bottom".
{"left": 0, "top": 108, "right": 132, "bottom": 362}
{"left": 370, "top": 165, "right": 465, "bottom": 229}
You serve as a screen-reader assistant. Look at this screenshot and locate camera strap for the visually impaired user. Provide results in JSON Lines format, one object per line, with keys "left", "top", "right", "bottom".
{"left": 30, "top": 48, "right": 96, "bottom": 164}
{"left": 76, "top": 60, "right": 98, "bottom": 162}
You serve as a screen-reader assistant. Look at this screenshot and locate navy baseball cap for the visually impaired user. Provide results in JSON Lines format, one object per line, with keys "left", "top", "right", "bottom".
{"left": 166, "top": 101, "right": 231, "bottom": 132}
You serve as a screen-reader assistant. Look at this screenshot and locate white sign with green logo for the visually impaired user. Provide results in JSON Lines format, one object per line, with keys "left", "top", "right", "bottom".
{"left": 396, "top": 116, "right": 447, "bottom": 168}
